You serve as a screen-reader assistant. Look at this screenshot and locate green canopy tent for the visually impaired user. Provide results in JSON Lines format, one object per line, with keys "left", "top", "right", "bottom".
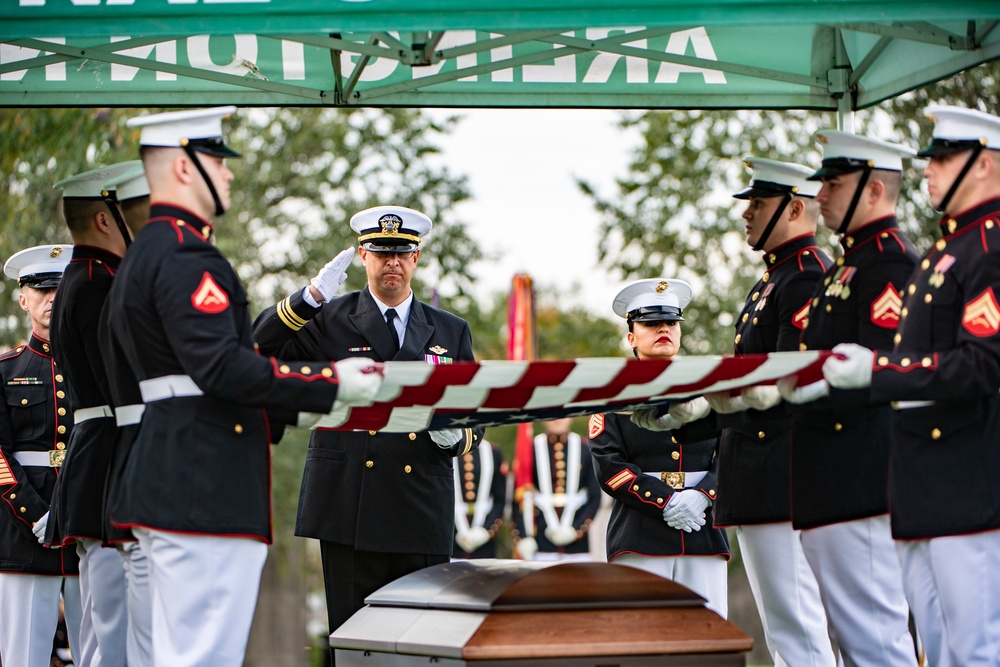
{"left": 2, "top": 0, "right": 999, "bottom": 125}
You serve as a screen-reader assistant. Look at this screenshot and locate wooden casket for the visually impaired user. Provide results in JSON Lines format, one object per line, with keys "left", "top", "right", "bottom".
{"left": 331, "top": 559, "right": 752, "bottom": 666}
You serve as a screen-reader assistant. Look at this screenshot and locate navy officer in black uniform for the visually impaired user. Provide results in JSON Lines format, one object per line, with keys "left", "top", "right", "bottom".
{"left": 684, "top": 158, "right": 837, "bottom": 666}
{"left": 0, "top": 244, "right": 83, "bottom": 667}
{"left": 779, "top": 131, "right": 919, "bottom": 666}
{"left": 589, "top": 278, "right": 730, "bottom": 616}
{"left": 823, "top": 105, "right": 1000, "bottom": 667}
{"left": 103, "top": 107, "right": 383, "bottom": 667}
{"left": 253, "top": 205, "right": 482, "bottom": 660}
{"left": 48, "top": 161, "right": 142, "bottom": 667}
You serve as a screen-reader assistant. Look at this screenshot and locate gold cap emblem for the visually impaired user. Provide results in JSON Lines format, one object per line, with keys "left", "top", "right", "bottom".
{"left": 50, "top": 247, "right": 63, "bottom": 258}
{"left": 655, "top": 281, "right": 669, "bottom": 293}
{"left": 379, "top": 214, "right": 402, "bottom": 236}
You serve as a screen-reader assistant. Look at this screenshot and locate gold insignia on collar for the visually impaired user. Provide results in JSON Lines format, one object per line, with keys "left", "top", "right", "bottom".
{"left": 429, "top": 345, "right": 448, "bottom": 355}
{"left": 655, "top": 281, "right": 669, "bottom": 293}
{"left": 50, "top": 247, "right": 63, "bottom": 258}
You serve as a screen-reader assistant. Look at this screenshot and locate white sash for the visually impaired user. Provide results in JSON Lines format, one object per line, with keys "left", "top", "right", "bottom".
{"left": 532, "top": 433, "right": 588, "bottom": 533}
{"left": 453, "top": 441, "right": 495, "bottom": 533}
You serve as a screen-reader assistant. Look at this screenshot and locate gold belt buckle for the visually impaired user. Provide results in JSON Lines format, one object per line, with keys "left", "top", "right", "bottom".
{"left": 466, "top": 503, "right": 477, "bottom": 515}
{"left": 49, "top": 449, "right": 65, "bottom": 468}
{"left": 661, "top": 472, "right": 685, "bottom": 489}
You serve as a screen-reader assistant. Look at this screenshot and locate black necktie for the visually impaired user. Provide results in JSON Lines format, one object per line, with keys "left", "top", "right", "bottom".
{"left": 385, "top": 308, "right": 400, "bottom": 355}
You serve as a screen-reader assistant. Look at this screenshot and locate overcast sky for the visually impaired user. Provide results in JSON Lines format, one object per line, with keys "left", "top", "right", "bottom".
{"left": 425, "top": 108, "right": 640, "bottom": 317}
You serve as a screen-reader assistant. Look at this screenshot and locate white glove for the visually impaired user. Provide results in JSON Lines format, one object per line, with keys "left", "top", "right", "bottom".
{"left": 333, "top": 357, "right": 382, "bottom": 406}
{"left": 296, "top": 412, "right": 324, "bottom": 428}
{"left": 662, "top": 490, "right": 710, "bottom": 532}
{"left": 704, "top": 391, "right": 748, "bottom": 414}
{"left": 667, "top": 396, "right": 711, "bottom": 424}
{"left": 741, "top": 385, "right": 782, "bottom": 411}
{"left": 777, "top": 375, "right": 830, "bottom": 404}
{"left": 517, "top": 536, "right": 538, "bottom": 560}
{"left": 824, "top": 343, "right": 874, "bottom": 389}
{"left": 310, "top": 247, "right": 355, "bottom": 302}
{"left": 456, "top": 527, "right": 491, "bottom": 553}
{"left": 544, "top": 525, "right": 579, "bottom": 547}
{"left": 32, "top": 511, "right": 49, "bottom": 545}
{"left": 429, "top": 429, "right": 463, "bottom": 449}
{"left": 630, "top": 407, "right": 682, "bottom": 432}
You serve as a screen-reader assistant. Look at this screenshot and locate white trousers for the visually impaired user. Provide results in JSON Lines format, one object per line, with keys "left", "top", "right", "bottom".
{"left": 800, "top": 516, "right": 915, "bottom": 667}
{"left": 77, "top": 537, "right": 128, "bottom": 667}
{"left": 897, "top": 530, "right": 1000, "bottom": 667}
{"left": 614, "top": 553, "right": 728, "bottom": 618}
{"left": 0, "top": 572, "right": 82, "bottom": 667}
{"left": 737, "top": 522, "right": 837, "bottom": 667}
{"left": 118, "top": 541, "right": 153, "bottom": 667}
{"left": 134, "top": 527, "right": 267, "bottom": 667}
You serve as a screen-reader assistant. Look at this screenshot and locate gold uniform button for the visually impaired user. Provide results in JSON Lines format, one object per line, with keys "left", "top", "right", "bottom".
{"left": 922, "top": 357, "right": 933, "bottom": 367}
{"left": 834, "top": 423, "right": 843, "bottom": 432}
{"left": 880, "top": 232, "right": 889, "bottom": 239}
{"left": 365, "top": 460, "right": 374, "bottom": 468}
{"left": 901, "top": 358, "right": 911, "bottom": 367}
{"left": 763, "top": 273, "right": 770, "bottom": 282}
{"left": 735, "top": 334, "right": 742, "bottom": 344}
{"left": 908, "top": 284, "right": 916, "bottom": 295}
{"left": 8, "top": 493, "right": 14, "bottom": 499}
{"left": 404, "top": 465, "right": 412, "bottom": 473}
{"left": 57, "top": 390, "right": 65, "bottom": 399}
{"left": 465, "top": 492, "right": 475, "bottom": 501}
{"left": 824, "top": 277, "right": 832, "bottom": 286}
{"left": 935, "top": 239, "right": 946, "bottom": 251}
{"left": 55, "top": 374, "right": 64, "bottom": 383}
{"left": 632, "top": 485, "right": 640, "bottom": 491}
{"left": 670, "top": 436, "right": 678, "bottom": 444}
{"left": 751, "top": 292, "right": 759, "bottom": 302}
{"left": 279, "top": 365, "right": 290, "bottom": 373}
{"left": 825, "top": 304, "right": 832, "bottom": 312}
{"left": 802, "top": 250, "right": 811, "bottom": 257}
{"left": 708, "top": 490, "right": 716, "bottom": 498}
{"left": 58, "top": 407, "right": 66, "bottom": 416}
{"left": 836, "top": 257, "right": 844, "bottom": 266}
{"left": 894, "top": 333, "right": 902, "bottom": 345}
{"left": 757, "top": 431, "right": 766, "bottom": 439}
{"left": 20, "top": 507, "right": 26, "bottom": 513}
{"left": 902, "top": 307, "right": 908, "bottom": 318}
{"left": 300, "top": 366, "right": 312, "bottom": 375}
{"left": 234, "top": 424, "right": 243, "bottom": 434}
{"left": 921, "top": 259, "right": 930, "bottom": 270}
{"left": 465, "top": 482, "right": 475, "bottom": 490}
{"left": 408, "top": 433, "right": 416, "bottom": 441}
{"left": 671, "top": 451, "right": 680, "bottom": 460}
{"left": 657, "top": 497, "right": 664, "bottom": 504}
{"left": 464, "top": 472, "right": 474, "bottom": 481}
{"left": 924, "top": 294, "right": 933, "bottom": 303}
{"left": 813, "top": 298, "right": 819, "bottom": 307}
{"left": 846, "top": 237, "right": 855, "bottom": 248}
{"left": 988, "top": 220, "right": 996, "bottom": 229}
{"left": 931, "top": 428, "right": 941, "bottom": 440}
{"left": 800, "top": 343, "right": 807, "bottom": 351}
{"left": 56, "top": 442, "right": 66, "bottom": 450}
{"left": 20, "top": 398, "right": 27, "bottom": 405}
{"left": 752, "top": 317, "right": 758, "bottom": 325}
{"left": 368, "top": 430, "right": 377, "bottom": 436}
{"left": 742, "top": 314, "right": 748, "bottom": 323}
{"left": 768, "top": 254, "right": 776, "bottom": 264}
{"left": 321, "top": 368, "right": 333, "bottom": 377}
{"left": 57, "top": 425, "right": 66, "bottom": 434}
{"left": 644, "top": 491, "right": 651, "bottom": 498}
{"left": 878, "top": 356, "right": 889, "bottom": 366}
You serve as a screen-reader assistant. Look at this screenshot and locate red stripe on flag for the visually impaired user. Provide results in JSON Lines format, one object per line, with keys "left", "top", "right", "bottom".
{"left": 482, "top": 361, "right": 577, "bottom": 408}
{"left": 573, "top": 358, "right": 672, "bottom": 403}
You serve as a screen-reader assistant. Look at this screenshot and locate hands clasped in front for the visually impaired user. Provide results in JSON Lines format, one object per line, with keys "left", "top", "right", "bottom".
{"left": 662, "top": 490, "right": 711, "bottom": 532}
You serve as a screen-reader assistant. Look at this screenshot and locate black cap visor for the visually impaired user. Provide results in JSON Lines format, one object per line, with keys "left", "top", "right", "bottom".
{"left": 187, "top": 137, "right": 241, "bottom": 158}
{"left": 808, "top": 157, "right": 873, "bottom": 181}
{"left": 627, "top": 305, "right": 684, "bottom": 323}
{"left": 733, "top": 180, "right": 797, "bottom": 200}
{"left": 917, "top": 138, "right": 986, "bottom": 159}
{"left": 20, "top": 273, "right": 62, "bottom": 289}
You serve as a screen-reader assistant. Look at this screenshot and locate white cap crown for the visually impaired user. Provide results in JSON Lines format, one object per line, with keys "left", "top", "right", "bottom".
{"left": 613, "top": 278, "right": 694, "bottom": 322}
{"left": 735, "top": 157, "right": 820, "bottom": 199}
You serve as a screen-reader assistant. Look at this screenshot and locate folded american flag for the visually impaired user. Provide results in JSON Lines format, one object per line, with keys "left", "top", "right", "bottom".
{"left": 315, "top": 350, "right": 829, "bottom": 432}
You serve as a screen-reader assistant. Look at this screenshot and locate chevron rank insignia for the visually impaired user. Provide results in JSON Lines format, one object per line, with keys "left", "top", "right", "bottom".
{"left": 871, "top": 283, "right": 903, "bottom": 329}
{"left": 963, "top": 287, "right": 1000, "bottom": 337}
{"left": 191, "top": 272, "right": 230, "bottom": 314}
{"left": 588, "top": 414, "right": 605, "bottom": 439}
{"left": 791, "top": 301, "right": 810, "bottom": 330}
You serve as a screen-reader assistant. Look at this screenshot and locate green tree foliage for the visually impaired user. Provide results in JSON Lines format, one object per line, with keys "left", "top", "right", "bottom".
{"left": 580, "top": 61, "right": 1000, "bottom": 355}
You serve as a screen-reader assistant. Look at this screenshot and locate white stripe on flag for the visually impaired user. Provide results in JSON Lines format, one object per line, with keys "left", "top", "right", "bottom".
{"left": 371, "top": 361, "right": 436, "bottom": 403}
{"left": 608, "top": 355, "right": 725, "bottom": 404}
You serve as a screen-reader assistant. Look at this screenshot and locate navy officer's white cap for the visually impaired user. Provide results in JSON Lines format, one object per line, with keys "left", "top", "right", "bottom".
{"left": 809, "top": 130, "right": 915, "bottom": 180}
{"left": 127, "top": 106, "right": 240, "bottom": 158}
{"left": 103, "top": 161, "right": 149, "bottom": 201}
{"left": 4, "top": 245, "right": 72, "bottom": 289}
{"left": 54, "top": 160, "right": 143, "bottom": 199}
{"left": 734, "top": 157, "right": 820, "bottom": 199}
{"left": 613, "top": 278, "right": 693, "bottom": 323}
{"left": 918, "top": 105, "right": 1000, "bottom": 158}
{"left": 350, "top": 205, "right": 432, "bottom": 253}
